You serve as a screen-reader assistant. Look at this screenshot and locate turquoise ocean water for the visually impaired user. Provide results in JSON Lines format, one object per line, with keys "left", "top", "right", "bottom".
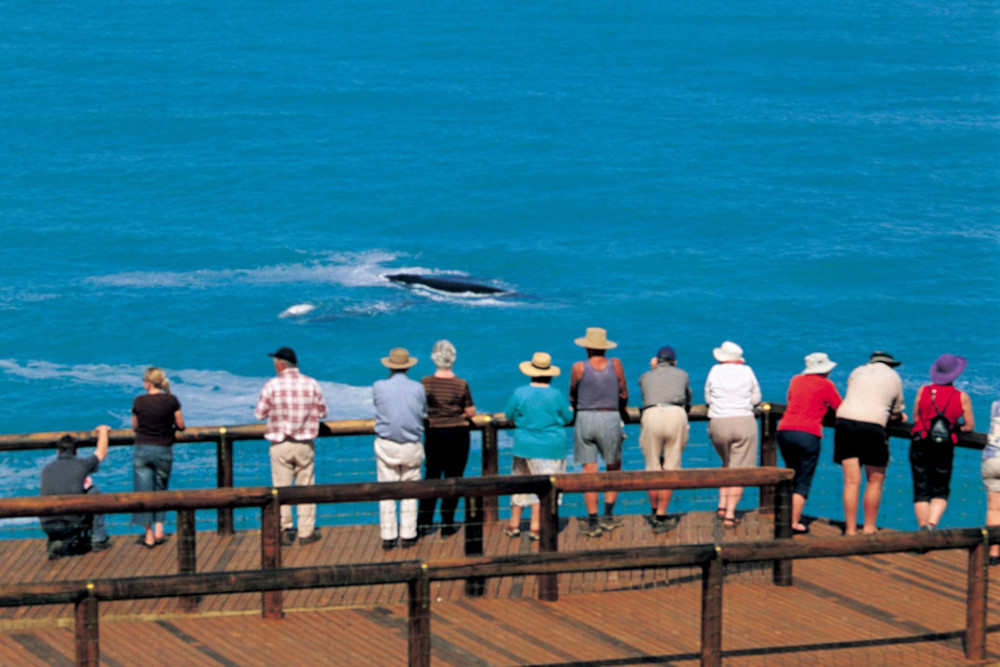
{"left": 2, "top": 0, "right": 998, "bottom": 536}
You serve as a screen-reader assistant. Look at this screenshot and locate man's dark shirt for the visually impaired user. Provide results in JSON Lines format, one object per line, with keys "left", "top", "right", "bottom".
{"left": 40, "top": 452, "right": 100, "bottom": 531}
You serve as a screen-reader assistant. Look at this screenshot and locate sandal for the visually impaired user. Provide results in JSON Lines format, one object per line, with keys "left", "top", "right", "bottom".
{"left": 503, "top": 526, "right": 521, "bottom": 538}
{"left": 528, "top": 531, "right": 540, "bottom": 541}
{"left": 723, "top": 517, "right": 741, "bottom": 529}
{"left": 715, "top": 508, "right": 727, "bottom": 521}
{"left": 136, "top": 537, "right": 156, "bottom": 549}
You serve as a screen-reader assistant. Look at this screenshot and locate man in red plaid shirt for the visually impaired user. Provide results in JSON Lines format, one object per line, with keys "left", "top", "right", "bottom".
{"left": 255, "top": 346, "right": 328, "bottom": 546}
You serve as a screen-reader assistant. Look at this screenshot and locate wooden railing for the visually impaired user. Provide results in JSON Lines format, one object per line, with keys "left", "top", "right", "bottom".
{"left": 0, "top": 468, "right": 796, "bottom": 606}
{"left": 1, "top": 526, "right": 994, "bottom": 667}
{"left": 0, "top": 403, "right": 987, "bottom": 528}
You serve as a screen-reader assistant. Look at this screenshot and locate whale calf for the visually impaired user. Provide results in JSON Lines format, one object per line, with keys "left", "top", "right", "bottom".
{"left": 386, "top": 273, "right": 507, "bottom": 295}
{"left": 280, "top": 303, "right": 317, "bottom": 318}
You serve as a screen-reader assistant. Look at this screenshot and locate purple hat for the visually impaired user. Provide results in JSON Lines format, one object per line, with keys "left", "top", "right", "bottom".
{"left": 930, "top": 353, "right": 967, "bottom": 385}
{"left": 656, "top": 346, "right": 676, "bottom": 362}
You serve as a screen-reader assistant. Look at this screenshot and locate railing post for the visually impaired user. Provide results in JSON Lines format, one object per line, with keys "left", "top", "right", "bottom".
{"left": 216, "top": 429, "right": 235, "bottom": 535}
{"left": 700, "top": 551, "right": 723, "bottom": 667}
{"left": 537, "top": 479, "right": 560, "bottom": 602}
{"left": 177, "top": 509, "right": 199, "bottom": 611}
{"left": 480, "top": 417, "right": 499, "bottom": 523}
{"left": 75, "top": 587, "right": 99, "bottom": 667}
{"left": 772, "top": 478, "right": 793, "bottom": 586}
{"left": 758, "top": 405, "right": 777, "bottom": 512}
{"left": 261, "top": 489, "right": 283, "bottom": 620}
{"left": 408, "top": 569, "right": 431, "bottom": 667}
{"left": 966, "top": 529, "right": 988, "bottom": 661}
{"left": 464, "top": 495, "right": 485, "bottom": 597}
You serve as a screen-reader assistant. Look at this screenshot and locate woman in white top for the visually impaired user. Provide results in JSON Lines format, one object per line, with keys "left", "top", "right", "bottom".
{"left": 704, "top": 341, "right": 762, "bottom": 528}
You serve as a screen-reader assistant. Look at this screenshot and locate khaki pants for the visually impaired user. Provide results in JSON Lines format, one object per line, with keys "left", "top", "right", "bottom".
{"left": 269, "top": 439, "right": 316, "bottom": 537}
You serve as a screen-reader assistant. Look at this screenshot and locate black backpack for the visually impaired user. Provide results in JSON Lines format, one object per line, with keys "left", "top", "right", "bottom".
{"left": 926, "top": 388, "right": 956, "bottom": 445}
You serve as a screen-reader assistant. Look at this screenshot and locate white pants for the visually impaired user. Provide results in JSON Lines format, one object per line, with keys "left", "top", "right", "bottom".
{"left": 374, "top": 437, "right": 424, "bottom": 540}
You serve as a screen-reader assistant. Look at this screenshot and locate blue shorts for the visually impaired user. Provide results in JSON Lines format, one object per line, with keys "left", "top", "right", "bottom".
{"left": 573, "top": 411, "right": 623, "bottom": 466}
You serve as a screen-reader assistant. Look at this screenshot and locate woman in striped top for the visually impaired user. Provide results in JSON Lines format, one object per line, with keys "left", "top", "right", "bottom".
{"left": 417, "top": 340, "right": 476, "bottom": 537}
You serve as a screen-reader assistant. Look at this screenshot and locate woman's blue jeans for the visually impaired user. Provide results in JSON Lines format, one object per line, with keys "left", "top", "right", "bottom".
{"left": 131, "top": 444, "right": 173, "bottom": 525}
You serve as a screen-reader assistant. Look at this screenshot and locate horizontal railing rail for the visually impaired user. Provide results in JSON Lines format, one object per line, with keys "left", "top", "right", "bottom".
{"left": 1, "top": 403, "right": 987, "bottom": 450}
{"left": 3, "top": 526, "right": 994, "bottom": 667}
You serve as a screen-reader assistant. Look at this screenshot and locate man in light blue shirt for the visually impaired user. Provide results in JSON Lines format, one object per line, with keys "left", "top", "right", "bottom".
{"left": 373, "top": 347, "right": 427, "bottom": 550}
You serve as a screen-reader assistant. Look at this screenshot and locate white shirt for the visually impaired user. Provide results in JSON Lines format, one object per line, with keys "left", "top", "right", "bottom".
{"left": 836, "top": 362, "right": 905, "bottom": 427}
{"left": 704, "top": 363, "right": 762, "bottom": 419}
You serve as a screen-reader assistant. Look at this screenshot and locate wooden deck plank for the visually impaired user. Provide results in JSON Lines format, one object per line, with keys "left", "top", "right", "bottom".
{"left": 1, "top": 510, "right": 1000, "bottom": 664}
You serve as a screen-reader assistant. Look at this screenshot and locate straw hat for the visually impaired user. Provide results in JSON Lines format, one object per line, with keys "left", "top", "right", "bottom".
{"left": 801, "top": 352, "right": 836, "bottom": 375}
{"left": 712, "top": 341, "right": 744, "bottom": 363}
{"left": 574, "top": 327, "right": 617, "bottom": 350}
{"left": 519, "top": 352, "right": 561, "bottom": 378}
{"left": 929, "top": 353, "right": 967, "bottom": 385}
{"left": 381, "top": 347, "right": 418, "bottom": 370}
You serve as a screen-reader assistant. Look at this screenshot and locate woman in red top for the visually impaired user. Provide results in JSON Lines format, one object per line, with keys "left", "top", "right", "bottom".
{"left": 909, "top": 353, "right": 975, "bottom": 530}
{"left": 777, "top": 353, "right": 842, "bottom": 534}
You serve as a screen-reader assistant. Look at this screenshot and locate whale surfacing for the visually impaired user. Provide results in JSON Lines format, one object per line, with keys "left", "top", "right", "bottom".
{"left": 386, "top": 273, "right": 507, "bottom": 296}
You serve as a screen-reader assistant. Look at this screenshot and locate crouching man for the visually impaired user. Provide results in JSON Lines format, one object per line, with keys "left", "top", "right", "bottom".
{"left": 40, "top": 425, "right": 112, "bottom": 559}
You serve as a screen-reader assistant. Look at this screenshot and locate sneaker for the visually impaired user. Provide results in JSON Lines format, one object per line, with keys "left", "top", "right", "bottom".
{"left": 298, "top": 530, "right": 322, "bottom": 546}
{"left": 651, "top": 517, "right": 679, "bottom": 534}
{"left": 400, "top": 537, "right": 418, "bottom": 549}
{"left": 580, "top": 521, "right": 604, "bottom": 538}
{"left": 382, "top": 538, "right": 397, "bottom": 551}
{"left": 47, "top": 540, "right": 63, "bottom": 561}
{"left": 599, "top": 515, "right": 624, "bottom": 532}
{"left": 91, "top": 539, "right": 113, "bottom": 552}
{"left": 440, "top": 524, "right": 460, "bottom": 538}
{"left": 644, "top": 513, "right": 658, "bottom": 528}
{"left": 280, "top": 529, "right": 297, "bottom": 546}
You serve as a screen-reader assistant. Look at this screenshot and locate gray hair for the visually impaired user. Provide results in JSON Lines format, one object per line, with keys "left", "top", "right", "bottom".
{"left": 430, "top": 339, "right": 457, "bottom": 370}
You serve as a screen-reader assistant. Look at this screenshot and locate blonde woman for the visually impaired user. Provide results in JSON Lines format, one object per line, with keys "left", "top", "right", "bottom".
{"left": 131, "top": 367, "right": 185, "bottom": 548}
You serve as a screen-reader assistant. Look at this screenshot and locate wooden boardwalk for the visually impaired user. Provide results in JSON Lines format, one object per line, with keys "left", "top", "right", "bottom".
{"left": 2, "top": 513, "right": 1000, "bottom": 665}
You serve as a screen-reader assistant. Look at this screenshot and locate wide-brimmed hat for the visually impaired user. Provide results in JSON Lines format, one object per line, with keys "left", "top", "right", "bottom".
{"left": 268, "top": 347, "right": 297, "bottom": 365}
{"left": 381, "top": 347, "right": 418, "bottom": 370}
{"left": 869, "top": 351, "right": 901, "bottom": 367}
{"left": 574, "top": 327, "right": 617, "bottom": 350}
{"left": 930, "top": 353, "right": 967, "bottom": 385}
{"left": 802, "top": 352, "right": 836, "bottom": 375}
{"left": 519, "top": 352, "right": 561, "bottom": 378}
{"left": 712, "top": 341, "right": 744, "bottom": 363}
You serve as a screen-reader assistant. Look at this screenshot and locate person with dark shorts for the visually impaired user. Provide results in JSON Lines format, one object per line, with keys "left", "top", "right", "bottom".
{"left": 776, "top": 352, "right": 842, "bottom": 535}
{"left": 834, "top": 351, "right": 906, "bottom": 535}
{"left": 909, "top": 353, "right": 974, "bottom": 530}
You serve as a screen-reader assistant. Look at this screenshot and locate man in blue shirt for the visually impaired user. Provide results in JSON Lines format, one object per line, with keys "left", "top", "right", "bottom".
{"left": 373, "top": 348, "right": 427, "bottom": 550}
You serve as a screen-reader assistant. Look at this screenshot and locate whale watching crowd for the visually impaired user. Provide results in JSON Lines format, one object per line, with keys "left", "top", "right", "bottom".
{"left": 38, "top": 326, "right": 1000, "bottom": 567}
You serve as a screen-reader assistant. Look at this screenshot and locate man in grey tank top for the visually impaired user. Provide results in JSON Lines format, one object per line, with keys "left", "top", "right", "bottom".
{"left": 569, "top": 327, "right": 629, "bottom": 537}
